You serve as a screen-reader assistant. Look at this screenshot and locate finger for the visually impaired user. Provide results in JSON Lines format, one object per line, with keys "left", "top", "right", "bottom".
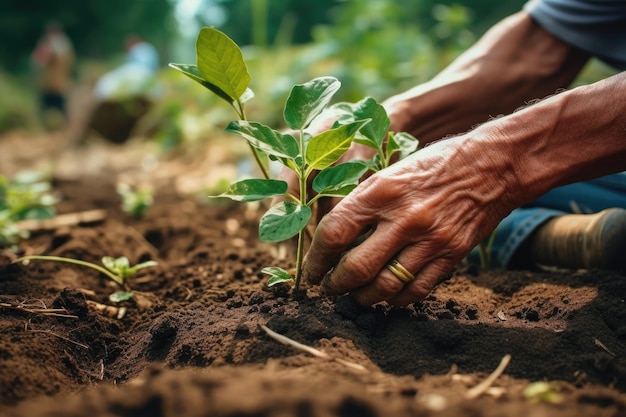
{"left": 314, "top": 196, "right": 342, "bottom": 225}
{"left": 273, "top": 166, "right": 300, "bottom": 201}
{"left": 319, "top": 223, "right": 408, "bottom": 295}
{"left": 346, "top": 246, "right": 423, "bottom": 306}
{"left": 347, "top": 241, "right": 452, "bottom": 306}
{"left": 387, "top": 258, "right": 455, "bottom": 306}
{"left": 302, "top": 206, "right": 378, "bottom": 285}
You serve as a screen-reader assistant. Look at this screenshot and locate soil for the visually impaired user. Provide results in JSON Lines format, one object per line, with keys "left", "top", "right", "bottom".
{"left": 1, "top": 129, "right": 625, "bottom": 417}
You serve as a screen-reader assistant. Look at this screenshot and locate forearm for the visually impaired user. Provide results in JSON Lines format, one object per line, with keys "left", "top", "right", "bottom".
{"left": 472, "top": 71, "right": 626, "bottom": 208}
{"left": 384, "top": 11, "right": 589, "bottom": 144}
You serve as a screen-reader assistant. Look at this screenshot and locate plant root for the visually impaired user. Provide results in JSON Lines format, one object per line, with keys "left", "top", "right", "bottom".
{"left": 86, "top": 300, "right": 127, "bottom": 319}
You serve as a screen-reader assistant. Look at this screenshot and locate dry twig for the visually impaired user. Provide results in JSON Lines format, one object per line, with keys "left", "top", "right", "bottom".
{"left": 466, "top": 354, "right": 512, "bottom": 399}
{"left": 17, "top": 209, "right": 106, "bottom": 232}
{"left": 260, "top": 325, "right": 367, "bottom": 372}
{"left": 86, "top": 300, "right": 127, "bottom": 319}
{"left": 0, "top": 301, "right": 78, "bottom": 319}
{"left": 593, "top": 337, "right": 616, "bottom": 357}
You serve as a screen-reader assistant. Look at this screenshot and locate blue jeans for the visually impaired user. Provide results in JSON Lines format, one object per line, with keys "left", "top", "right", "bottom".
{"left": 469, "top": 172, "right": 626, "bottom": 268}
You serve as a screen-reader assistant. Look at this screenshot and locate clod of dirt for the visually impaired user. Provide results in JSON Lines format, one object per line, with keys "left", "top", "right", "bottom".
{"left": 52, "top": 288, "right": 89, "bottom": 318}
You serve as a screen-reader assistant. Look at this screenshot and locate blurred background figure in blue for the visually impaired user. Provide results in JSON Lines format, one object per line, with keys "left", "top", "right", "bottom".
{"left": 94, "top": 34, "right": 161, "bottom": 101}
{"left": 89, "top": 35, "right": 162, "bottom": 143}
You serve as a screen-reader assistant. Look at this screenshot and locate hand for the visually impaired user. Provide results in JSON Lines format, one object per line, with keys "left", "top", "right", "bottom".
{"left": 301, "top": 132, "right": 518, "bottom": 306}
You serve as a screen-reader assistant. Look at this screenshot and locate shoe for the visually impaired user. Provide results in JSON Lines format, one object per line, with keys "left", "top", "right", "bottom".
{"left": 529, "top": 208, "right": 626, "bottom": 271}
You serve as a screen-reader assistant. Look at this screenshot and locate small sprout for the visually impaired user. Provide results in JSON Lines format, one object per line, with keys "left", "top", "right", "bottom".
{"left": 117, "top": 183, "right": 153, "bottom": 218}
{"left": 101, "top": 255, "right": 158, "bottom": 282}
{"left": 12, "top": 255, "right": 157, "bottom": 303}
{"left": 0, "top": 171, "right": 58, "bottom": 247}
{"left": 109, "top": 291, "right": 135, "bottom": 303}
{"left": 522, "top": 381, "right": 563, "bottom": 404}
{"left": 0, "top": 211, "right": 29, "bottom": 247}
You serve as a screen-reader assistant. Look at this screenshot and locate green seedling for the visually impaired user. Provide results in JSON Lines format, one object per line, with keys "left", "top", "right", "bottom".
{"left": 117, "top": 183, "right": 154, "bottom": 218}
{"left": 522, "top": 381, "right": 563, "bottom": 404}
{"left": 477, "top": 229, "right": 497, "bottom": 269}
{"left": 12, "top": 255, "right": 157, "bottom": 303}
{"left": 170, "top": 28, "right": 418, "bottom": 291}
{"left": 218, "top": 76, "right": 372, "bottom": 291}
{"left": 0, "top": 171, "right": 58, "bottom": 247}
{"left": 0, "top": 210, "right": 28, "bottom": 247}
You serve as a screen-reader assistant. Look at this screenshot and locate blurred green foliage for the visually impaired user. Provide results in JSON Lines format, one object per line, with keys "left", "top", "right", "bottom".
{"left": 0, "top": 0, "right": 619, "bottom": 155}
{"left": 0, "top": 72, "right": 38, "bottom": 133}
{"left": 0, "top": 171, "right": 57, "bottom": 247}
{"left": 214, "top": 0, "right": 527, "bottom": 48}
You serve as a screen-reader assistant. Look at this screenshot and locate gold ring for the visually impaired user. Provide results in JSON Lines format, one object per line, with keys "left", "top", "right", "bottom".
{"left": 386, "top": 259, "right": 415, "bottom": 283}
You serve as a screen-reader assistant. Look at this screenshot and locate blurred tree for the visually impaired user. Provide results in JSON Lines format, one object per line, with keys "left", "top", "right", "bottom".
{"left": 210, "top": 0, "right": 341, "bottom": 47}
{"left": 0, "top": 0, "right": 176, "bottom": 74}
{"left": 208, "top": 0, "right": 526, "bottom": 47}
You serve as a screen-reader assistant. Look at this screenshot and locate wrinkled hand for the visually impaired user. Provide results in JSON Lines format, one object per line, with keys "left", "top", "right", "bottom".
{"left": 301, "top": 133, "right": 518, "bottom": 306}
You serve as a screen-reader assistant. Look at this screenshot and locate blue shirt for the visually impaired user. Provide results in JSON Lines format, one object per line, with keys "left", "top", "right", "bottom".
{"left": 525, "top": 0, "right": 626, "bottom": 70}
{"left": 127, "top": 42, "right": 160, "bottom": 73}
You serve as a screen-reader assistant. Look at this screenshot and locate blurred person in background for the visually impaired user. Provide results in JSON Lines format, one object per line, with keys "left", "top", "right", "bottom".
{"left": 94, "top": 34, "right": 160, "bottom": 101}
{"left": 88, "top": 35, "right": 162, "bottom": 143}
{"left": 31, "top": 22, "right": 75, "bottom": 130}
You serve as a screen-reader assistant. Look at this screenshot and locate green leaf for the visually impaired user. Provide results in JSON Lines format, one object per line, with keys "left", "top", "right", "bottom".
{"left": 127, "top": 260, "right": 158, "bottom": 276}
{"left": 259, "top": 202, "right": 311, "bottom": 242}
{"left": 346, "top": 97, "right": 390, "bottom": 149}
{"left": 388, "top": 131, "right": 419, "bottom": 160}
{"left": 284, "top": 76, "right": 341, "bottom": 131}
{"left": 212, "top": 179, "right": 288, "bottom": 202}
{"left": 169, "top": 63, "right": 231, "bottom": 103}
{"left": 109, "top": 291, "right": 134, "bottom": 303}
{"left": 102, "top": 256, "right": 130, "bottom": 277}
{"left": 225, "top": 121, "right": 300, "bottom": 166}
{"left": 16, "top": 206, "right": 55, "bottom": 221}
{"left": 305, "top": 120, "right": 369, "bottom": 172}
{"left": 170, "top": 63, "right": 255, "bottom": 105}
{"left": 196, "top": 27, "right": 251, "bottom": 103}
{"left": 523, "top": 382, "right": 563, "bottom": 404}
{"left": 102, "top": 256, "right": 157, "bottom": 280}
{"left": 262, "top": 266, "right": 294, "bottom": 287}
{"left": 312, "top": 161, "right": 369, "bottom": 195}
{"left": 327, "top": 102, "right": 357, "bottom": 125}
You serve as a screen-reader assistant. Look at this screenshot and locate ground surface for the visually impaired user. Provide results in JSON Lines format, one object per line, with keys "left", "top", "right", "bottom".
{"left": 0, "top": 130, "right": 625, "bottom": 417}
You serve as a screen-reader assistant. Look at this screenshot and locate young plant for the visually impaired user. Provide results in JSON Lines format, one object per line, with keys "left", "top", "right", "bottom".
{"left": 0, "top": 210, "right": 28, "bottom": 247}
{"left": 0, "top": 171, "right": 58, "bottom": 247}
{"left": 477, "top": 230, "right": 497, "bottom": 269}
{"left": 522, "top": 381, "right": 563, "bottom": 404}
{"left": 218, "top": 76, "right": 372, "bottom": 290}
{"left": 170, "top": 28, "right": 419, "bottom": 291}
{"left": 12, "top": 255, "right": 157, "bottom": 302}
{"left": 117, "top": 183, "right": 153, "bottom": 218}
